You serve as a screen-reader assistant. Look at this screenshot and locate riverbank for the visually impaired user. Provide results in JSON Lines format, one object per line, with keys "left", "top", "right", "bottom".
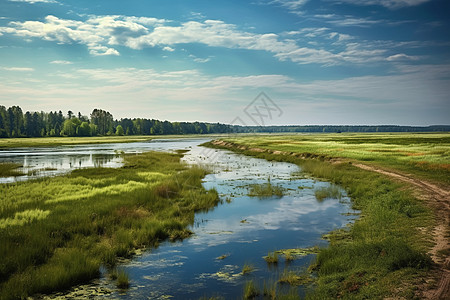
{"left": 0, "top": 136, "right": 153, "bottom": 149}
{"left": 0, "top": 134, "right": 231, "bottom": 149}
{"left": 0, "top": 151, "right": 219, "bottom": 299}
{"left": 206, "top": 136, "right": 448, "bottom": 299}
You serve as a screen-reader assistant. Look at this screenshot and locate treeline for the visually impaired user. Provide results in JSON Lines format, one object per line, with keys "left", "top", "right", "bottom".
{"left": 0, "top": 106, "right": 233, "bottom": 138}
{"left": 235, "top": 125, "right": 450, "bottom": 133}
{"left": 0, "top": 105, "right": 448, "bottom": 138}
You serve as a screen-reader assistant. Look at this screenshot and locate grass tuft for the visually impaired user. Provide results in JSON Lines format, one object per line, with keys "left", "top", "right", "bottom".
{"left": 314, "top": 185, "right": 343, "bottom": 202}
{"left": 248, "top": 178, "right": 285, "bottom": 198}
{"left": 116, "top": 270, "right": 130, "bottom": 289}
{"left": 264, "top": 251, "right": 279, "bottom": 264}
{"left": 243, "top": 280, "right": 259, "bottom": 299}
{"left": 242, "top": 263, "right": 255, "bottom": 275}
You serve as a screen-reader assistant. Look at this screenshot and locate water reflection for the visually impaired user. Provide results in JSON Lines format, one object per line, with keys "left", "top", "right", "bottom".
{"left": 0, "top": 139, "right": 208, "bottom": 183}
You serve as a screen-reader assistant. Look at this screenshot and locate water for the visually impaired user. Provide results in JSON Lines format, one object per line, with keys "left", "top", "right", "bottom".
{"left": 0, "top": 139, "right": 202, "bottom": 183}
{"left": 1, "top": 139, "right": 357, "bottom": 299}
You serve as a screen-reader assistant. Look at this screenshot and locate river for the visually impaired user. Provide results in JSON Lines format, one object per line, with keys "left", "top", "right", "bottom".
{"left": 0, "top": 138, "right": 357, "bottom": 299}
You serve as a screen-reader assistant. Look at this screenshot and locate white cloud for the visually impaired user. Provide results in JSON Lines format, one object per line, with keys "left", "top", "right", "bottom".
{"left": 0, "top": 15, "right": 162, "bottom": 56}
{"left": 271, "top": 0, "right": 308, "bottom": 10}
{"left": 1, "top": 66, "right": 34, "bottom": 71}
{"left": 327, "top": 17, "right": 383, "bottom": 27}
{"left": 386, "top": 53, "right": 420, "bottom": 61}
{"left": 193, "top": 57, "right": 210, "bottom": 63}
{"left": 0, "top": 14, "right": 397, "bottom": 65}
{"left": 50, "top": 60, "right": 73, "bottom": 64}
{"left": 336, "top": 0, "right": 431, "bottom": 9}
{"left": 9, "top": 0, "right": 58, "bottom": 3}
{"left": 162, "top": 46, "right": 174, "bottom": 52}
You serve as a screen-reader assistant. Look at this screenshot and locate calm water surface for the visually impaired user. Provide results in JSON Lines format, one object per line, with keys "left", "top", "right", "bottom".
{"left": 1, "top": 139, "right": 357, "bottom": 299}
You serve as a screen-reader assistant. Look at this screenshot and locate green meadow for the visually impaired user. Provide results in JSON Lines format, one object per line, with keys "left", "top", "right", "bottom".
{"left": 0, "top": 151, "right": 218, "bottom": 299}
{"left": 207, "top": 132, "right": 449, "bottom": 299}
{"left": 224, "top": 133, "right": 450, "bottom": 185}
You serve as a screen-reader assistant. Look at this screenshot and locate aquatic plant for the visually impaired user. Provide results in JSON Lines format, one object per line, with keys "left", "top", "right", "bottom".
{"left": 314, "top": 185, "right": 343, "bottom": 202}
{"left": 243, "top": 280, "right": 259, "bottom": 299}
{"left": 241, "top": 263, "right": 255, "bottom": 275}
{"left": 264, "top": 251, "right": 279, "bottom": 264}
{"left": 116, "top": 270, "right": 130, "bottom": 289}
{"left": 248, "top": 178, "right": 285, "bottom": 198}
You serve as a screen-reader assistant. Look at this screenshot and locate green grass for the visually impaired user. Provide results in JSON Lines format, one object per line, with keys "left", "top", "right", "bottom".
{"left": 206, "top": 136, "right": 436, "bottom": 299}
{"left": 0, "top": 163, "right": 24, "bottom": 177}
{"left": 0, "top": 151, "right": 219, "bottom": 299}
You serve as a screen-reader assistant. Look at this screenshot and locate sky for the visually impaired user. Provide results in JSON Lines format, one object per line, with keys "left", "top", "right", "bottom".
{"left": 0, "top": 0, "right": 449, "bottom": 126}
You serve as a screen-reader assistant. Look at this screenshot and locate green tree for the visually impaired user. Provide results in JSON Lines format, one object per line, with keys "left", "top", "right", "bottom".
{"left": 77, "top": 122, "right": 91, "bottom": 137}
{"left": 90, "top": 109, "right": 113, "bottom": 135}
{"left": 115, "top": 125, "right": 124, "bottom": 136}
{"left": 61, "top": 118, "right": 81, "bottom": 137}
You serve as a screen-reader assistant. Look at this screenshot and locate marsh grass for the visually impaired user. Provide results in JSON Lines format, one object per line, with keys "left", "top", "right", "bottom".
{"left": 263, "top": 280, "right": 277, "bottom": 299}
{"left": 0, "top": 163, "right": 24, "bottom": 177}
{"left": 314, "top": 185, "right": 343, "bottom": 202}
{"left": 248, "top": 178, "right": 285, "bottom": 198}
{"left": 275, "top": 247, "right": 319, "bottom": 262}
{"left": 207, "top": 137, "right": 435, "bottom": 299}
{"left": 116, "top": 270, "right": 130, "bottom": 289}
{"left": 0, "top": 151, "right": 219, "bottom": 299}
{"left": 264, "top": 252, "right": 279, "bottom": 264}
{"left": 278, "top": 270, "right": 314, "bottom": 286}
{"left": 243, "top": 280, "right": 259, "bottom": 299}
{"left": 242, "top": 263, "right": 255, "bottom": 275}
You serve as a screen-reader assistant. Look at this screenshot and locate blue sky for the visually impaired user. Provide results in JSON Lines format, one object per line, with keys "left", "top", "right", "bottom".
{"left": 0, "top": 0, "right": 449, "bottom": 125}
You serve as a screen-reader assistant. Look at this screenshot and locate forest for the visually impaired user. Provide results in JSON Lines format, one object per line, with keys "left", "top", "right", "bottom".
{"left": 0, "top": 105, "right": 448, "bottom": 138}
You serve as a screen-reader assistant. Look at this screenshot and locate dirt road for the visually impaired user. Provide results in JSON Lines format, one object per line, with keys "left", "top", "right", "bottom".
{"left": 353, "top": 163, "right": 450, "bottom": 300}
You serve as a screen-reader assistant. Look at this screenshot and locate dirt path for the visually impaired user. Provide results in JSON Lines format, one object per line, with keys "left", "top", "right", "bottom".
{"left": 211, "top": 140, "right": 450, "bottom": 299}
{"left": 353, "top": 163, "right": 450, "bottom": 300}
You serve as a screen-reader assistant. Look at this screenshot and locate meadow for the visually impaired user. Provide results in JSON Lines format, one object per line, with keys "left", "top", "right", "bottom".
{"left": 0, "top": 151, "right": 219, "bottom": 299}
{"left": 224, "top": 132, "right": 450, "bottom": 185}
{"left": 206, "top": 132, "right": 449, "bottom": 299}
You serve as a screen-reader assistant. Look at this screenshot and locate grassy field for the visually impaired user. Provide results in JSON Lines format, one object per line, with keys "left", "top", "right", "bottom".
{"left": 223, "top": 133, "right": 450, "bottom": 185}
{"left": 0, "top": 151, "right": 219, "bottom": 299}
{"left": 206, "top": 132, "right": 447, "bottom": 299}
